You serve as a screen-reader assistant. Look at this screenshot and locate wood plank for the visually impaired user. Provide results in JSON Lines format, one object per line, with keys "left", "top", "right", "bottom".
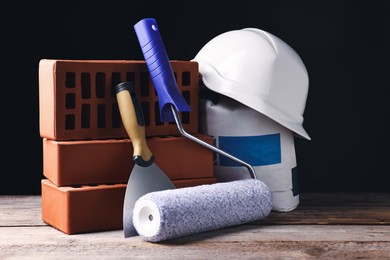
{"left": 0, "top": 225, "right": 389, "bottom": 259}
{"left": 0, "top": 196, "right": 45, "bottom": 226}
{"left": 1, "top": 193, "right": 389, "bottom": 227}
{"left": 262, "top": 192, "right": 390, "bottom": 225}
{"left": 1, "top": 194, "right": 390, "bottom": 259}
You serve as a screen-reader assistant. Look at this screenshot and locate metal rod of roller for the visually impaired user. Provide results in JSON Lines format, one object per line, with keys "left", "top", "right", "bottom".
{"left": 170, "top": 105, "right": 257, "bottom": 180}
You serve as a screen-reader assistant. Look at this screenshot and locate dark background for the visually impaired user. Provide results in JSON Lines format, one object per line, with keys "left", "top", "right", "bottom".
{"left": 1, "top": 1, "right": 389, "bottom": 195}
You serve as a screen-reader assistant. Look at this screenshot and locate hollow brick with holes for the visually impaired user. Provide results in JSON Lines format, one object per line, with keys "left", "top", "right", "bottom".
{"left": 43, "top": 134, "right": 214, "bottom": 186}
{"left": 39, "top": 59, "right": 199, "bottom": 141}
{"left": 41, "top": 177, "right": 216, "bottom": 234}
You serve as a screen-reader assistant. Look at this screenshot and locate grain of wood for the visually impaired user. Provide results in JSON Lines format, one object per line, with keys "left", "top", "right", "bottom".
{"left": 0, "top": 225, "right": 389, "bottom": 259}
{"left": 0, "top": 196, "right": 44, "bottom": 226}
{"left": 261, "top": 192, "right": 390, "bottom": 225}
{"left": 2, "top": 193, "right": 389, "bottom": 227}
{"left": 1, "top": 194, "right": 389, "bottom": 259}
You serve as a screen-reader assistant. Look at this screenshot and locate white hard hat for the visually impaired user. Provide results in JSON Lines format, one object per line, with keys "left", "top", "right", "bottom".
{"left": 193, "top": 28, "right": 310, "bottom": 140}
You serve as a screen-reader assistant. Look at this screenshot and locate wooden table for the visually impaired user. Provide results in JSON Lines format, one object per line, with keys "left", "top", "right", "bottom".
{"left": 1, "top": 193, "right": 389, "bottom": 259}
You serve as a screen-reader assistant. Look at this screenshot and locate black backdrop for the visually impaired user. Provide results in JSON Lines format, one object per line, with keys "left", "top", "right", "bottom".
{"left": 2, "top": 1, "right": 389, "bottom": 194}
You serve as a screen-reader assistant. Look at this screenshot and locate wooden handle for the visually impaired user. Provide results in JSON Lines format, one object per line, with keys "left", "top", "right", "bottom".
{"left": 116, "top": 82, "right": 153, "bottom": 162}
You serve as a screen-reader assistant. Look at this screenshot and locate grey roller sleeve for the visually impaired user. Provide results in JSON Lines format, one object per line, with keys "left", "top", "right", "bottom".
{"left": 133, "top": 179, "right": 273, "bottom": 242}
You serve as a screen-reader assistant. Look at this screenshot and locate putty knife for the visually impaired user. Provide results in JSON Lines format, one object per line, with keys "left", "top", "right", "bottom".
{"left": 115, "top": 82, "right": 176, "bottom": 238}
{"left": 134, "top": 18, "right": 257, "bottom": 179}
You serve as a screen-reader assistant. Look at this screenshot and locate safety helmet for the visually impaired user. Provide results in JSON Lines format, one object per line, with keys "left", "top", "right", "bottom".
{"left": 193, "top": 28, "right": 310, "bottom": 140}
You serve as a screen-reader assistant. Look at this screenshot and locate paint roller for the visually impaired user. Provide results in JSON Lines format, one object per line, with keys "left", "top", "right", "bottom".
{"left": 131, "top": 18, "right": 273, "bottom": 242}
{"left": 133, "top": 179, "right": 272, "bottom": 242}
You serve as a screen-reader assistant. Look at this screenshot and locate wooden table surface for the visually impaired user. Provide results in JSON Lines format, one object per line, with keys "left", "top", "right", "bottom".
{"left": 1, "top": 193, "right": 389, "bottom": 259}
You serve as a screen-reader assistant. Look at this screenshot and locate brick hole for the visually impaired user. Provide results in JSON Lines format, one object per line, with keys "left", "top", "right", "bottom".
{"left": 97, "top": 104, "right": 106, "bottom": 128}
{"left": 111, "top": 102, "right": 122, "bottom": 128}
{"left": 182, "top": 91, "right": 190, "bottom": 105}
{"left": 182, "top": 71, "right": 191, "bottom": 86}
{"left": 65, "top": 114, "right": 75, "bottom": 130}
{"left": 96, "top": 72, "right": 105, "bottom": 98}
{"left": 65, "top": 93, "right": 75, "bottom": 109}
{"left": 174, "top": 72, "right": 177, "bottom": 82}
{"left": 140, "top": 72, "right": 149, "bottom": 97}
{"left": 81, "top": 104, "right": 90, "bottom": 128}
{"left": 111, "top": 72, "right": 121, "bottom": 97}
{"left": 154, "top": 101, "right": 163, "bottom": 125}
{"left": 126, "top": 72, "right": 135, "bottom": 85}
{"left": 81, "top": 73, "right": 91, "bottom": 99}
{"left": 180, "top": 91, "right": 190, "bottom": 124}
{"left": 141, "top": 102, "right": 150, "bottom": 126}
{"left": 181, "top": 112, "right": 190, "bottom": 124}
{"left": 65, "top": 72, "right": 76, "bottom": 88}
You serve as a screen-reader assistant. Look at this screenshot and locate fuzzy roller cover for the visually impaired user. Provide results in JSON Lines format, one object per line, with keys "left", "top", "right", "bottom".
{"left": 133, "top": 179, "right": 272, "bottom": 242}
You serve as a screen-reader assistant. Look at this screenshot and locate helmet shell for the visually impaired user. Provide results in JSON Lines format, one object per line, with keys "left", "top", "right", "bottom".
{"left": 193, "top": 28, "right": 310, "bottom": 140}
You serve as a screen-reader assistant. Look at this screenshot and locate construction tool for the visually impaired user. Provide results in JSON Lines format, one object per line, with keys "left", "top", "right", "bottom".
{"left": 133, "top": 178, "right": 272, "bottom": 242}
{"left": 128, "top": 18, "right": 273, "bottom": 242}
{"left": 133, "top": 18, "right": 257, "bottom": 179}
{"left": 115, "top": 82, "right": 176, "bottom": 238}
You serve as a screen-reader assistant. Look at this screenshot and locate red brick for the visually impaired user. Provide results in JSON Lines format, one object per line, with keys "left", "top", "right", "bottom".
{"left": 39, "top": 59, "right": 199, "bottom": 141}
{"left": 174, "top": 177, "right": 217, "bottom": 188}
{"left": 41, "top": 179, "right": 126, "bottom": 234}
{"left": 43, "top": 134, "right": 214, "bottom": 186}
{"left": 41, "top": 177, "right": 216, "bottom": 234}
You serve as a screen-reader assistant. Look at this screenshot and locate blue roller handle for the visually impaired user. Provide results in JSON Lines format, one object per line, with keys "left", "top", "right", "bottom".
{"left": 134, "top": 18, "right": 191, "bottom": 122}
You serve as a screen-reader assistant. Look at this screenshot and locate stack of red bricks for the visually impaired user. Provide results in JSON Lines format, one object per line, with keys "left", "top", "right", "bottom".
{"left": 39, "top": 59, "right": 215, "bottom": 234}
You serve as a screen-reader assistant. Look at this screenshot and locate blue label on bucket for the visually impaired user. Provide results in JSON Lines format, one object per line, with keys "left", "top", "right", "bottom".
{"left": 218, "top": 134, "right": 281, "bottom": 167}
